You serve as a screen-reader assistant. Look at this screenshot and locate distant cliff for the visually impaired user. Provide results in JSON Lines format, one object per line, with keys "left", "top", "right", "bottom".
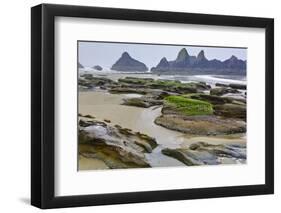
{"left": 111, "top": 52, "right": 148, "bottom": 72}
{"left": 151, "top": 48, "right": 246, "bottom": 75}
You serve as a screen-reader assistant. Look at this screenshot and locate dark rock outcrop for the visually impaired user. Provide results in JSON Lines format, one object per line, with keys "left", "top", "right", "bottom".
{"left": 210, "top": 87, "right": 240, "bottom": 96}
{"left": 213, "top": 103, "right": 246, "bottom": 120}
{"left": 122, "top": 97, "right": 163, "bottom": 108}
{"left": 162, "top": 141, "right": 246, "bottom": 166}
{"left": 93, "top": 65, "right": 103, "bottom": 71}
{"left": 151, "top": 57, "right": 170, "bottom": 72}
{"left": 223, "top": 55, "right": 246, "bottom": 70}
{"left": 229, "top": 83, "right": 247, "bottom": 90}
{"left": 155, "top": 114, "right": 246, "bottom": 135}
{"left": 154, "top": 94, "right": 246, "bottom": 135}
{"left": 111, "top": 52, "right": 148, "bottom": 72}
{"left": 109, "top": 87, "right": 148, "bottom": 95}
{"left": 215, "top": 83, "right": 228, "bottom": 87}
{"left": 151, "top": 48, "right": 246, "bottom": 75}
{"left": 187, "top": 94, "right": 233, "bottom": 105}
{"left": 79, "top": 116, "right": 158, "bottom": 169}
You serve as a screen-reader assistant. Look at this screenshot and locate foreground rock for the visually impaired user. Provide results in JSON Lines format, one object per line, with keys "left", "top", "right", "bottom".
{"left": 186, "top": 94, "right": 246, "bottom": 118}
{"left": 154, "top": 95, "right": 246, "bottom": 135}
{"left": 155, "top": 114, "right": 246, "bottom": 135}
{"left": 213, "top": 103, "right": 246, "bottom": 120}
{"left": 162, "top": 141, "right": 246, "bottom": 166}
{"left": 79, "top": 116, "right": 158, "bottom": 169}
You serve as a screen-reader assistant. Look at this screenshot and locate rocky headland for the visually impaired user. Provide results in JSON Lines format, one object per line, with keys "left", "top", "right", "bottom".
{"left": 151, "top": 48, "right": 246, "bottom": 75}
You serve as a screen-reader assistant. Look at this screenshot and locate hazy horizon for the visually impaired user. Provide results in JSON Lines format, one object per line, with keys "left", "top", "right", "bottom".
{"left": 78, "top": 41, "right": 247, "bottom": 69}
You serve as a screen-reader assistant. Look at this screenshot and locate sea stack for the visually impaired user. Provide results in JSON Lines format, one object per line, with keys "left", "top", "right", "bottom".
{"left": 93, "top": 65, "right": 103, "bottom": 71}
{"left": 151, "top": 48, "right": 246, "bottom": 75}
{"left": 111, "top": 52, "right": 148, "bottom": 72}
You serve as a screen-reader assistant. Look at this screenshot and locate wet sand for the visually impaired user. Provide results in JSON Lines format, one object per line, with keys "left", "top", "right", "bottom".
{"left": 78, "top": 90, "right": 246, "bottom": 169}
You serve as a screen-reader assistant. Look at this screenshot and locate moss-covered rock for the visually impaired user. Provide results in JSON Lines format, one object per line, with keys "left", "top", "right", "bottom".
{"left": 187, "top": 94, "right": 233, "bottom": 105}
{"left": 118, "top": 77, "right": 154, "bottom": 85}
{"left": 163, "top": 95, "right": 213, "bottom": 116}
{"left": 147, "top": 80, "right": 210, "bottom": 92}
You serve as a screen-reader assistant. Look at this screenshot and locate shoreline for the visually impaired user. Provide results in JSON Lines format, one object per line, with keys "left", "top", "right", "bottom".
{"left": 79, "top": 70, "right": 246, "bottom": 86}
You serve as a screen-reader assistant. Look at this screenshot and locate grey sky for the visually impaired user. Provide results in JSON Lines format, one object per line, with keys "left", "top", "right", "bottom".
{"left": 78, "top": 41, "right": 247, "bottom": 69}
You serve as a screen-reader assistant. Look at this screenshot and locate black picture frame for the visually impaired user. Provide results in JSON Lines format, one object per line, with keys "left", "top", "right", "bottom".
{"left": 31, "top": 3, "right": 274, "bottom": 209}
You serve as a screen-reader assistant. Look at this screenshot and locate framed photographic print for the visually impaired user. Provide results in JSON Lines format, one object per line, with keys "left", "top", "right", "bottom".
{"left": 31, "top": 3, "right": 274, "bottom": 209}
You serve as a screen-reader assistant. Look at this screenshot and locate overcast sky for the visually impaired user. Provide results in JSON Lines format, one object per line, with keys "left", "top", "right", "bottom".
{"left": 78, "top": 41, "right": 247, "bottom": 69}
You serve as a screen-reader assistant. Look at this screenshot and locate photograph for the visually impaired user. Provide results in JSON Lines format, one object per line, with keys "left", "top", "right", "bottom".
{"left": 78, "top": 41, "right": 247, "bottom": 170}
{"left": 30, "top": 3, "right": 274, "bottom": 209}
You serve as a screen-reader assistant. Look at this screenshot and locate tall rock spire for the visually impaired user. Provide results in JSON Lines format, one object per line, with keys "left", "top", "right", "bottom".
{"left": 176, "top": 48, "right": 189, "bottom": 62}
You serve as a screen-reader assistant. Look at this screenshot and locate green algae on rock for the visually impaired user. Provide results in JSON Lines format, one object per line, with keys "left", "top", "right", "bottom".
{"left": 164, "top": 95, "right": 213, "bottom": 116}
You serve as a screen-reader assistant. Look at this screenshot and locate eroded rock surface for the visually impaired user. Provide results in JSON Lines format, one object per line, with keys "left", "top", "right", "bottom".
{"left": 210, "top": 87, "right": 240, "bottom": 96}
{"left": 162, "top": 141, "right": 246, "bottom": 166}
{"left": 214, "top": 103, "right": 246, "bottom": 120}
{"left": 79, "top": 116, "right": 158, "bottom": 169}
{"left": 155, "top": 114, "right": 246, "bottom": 135}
